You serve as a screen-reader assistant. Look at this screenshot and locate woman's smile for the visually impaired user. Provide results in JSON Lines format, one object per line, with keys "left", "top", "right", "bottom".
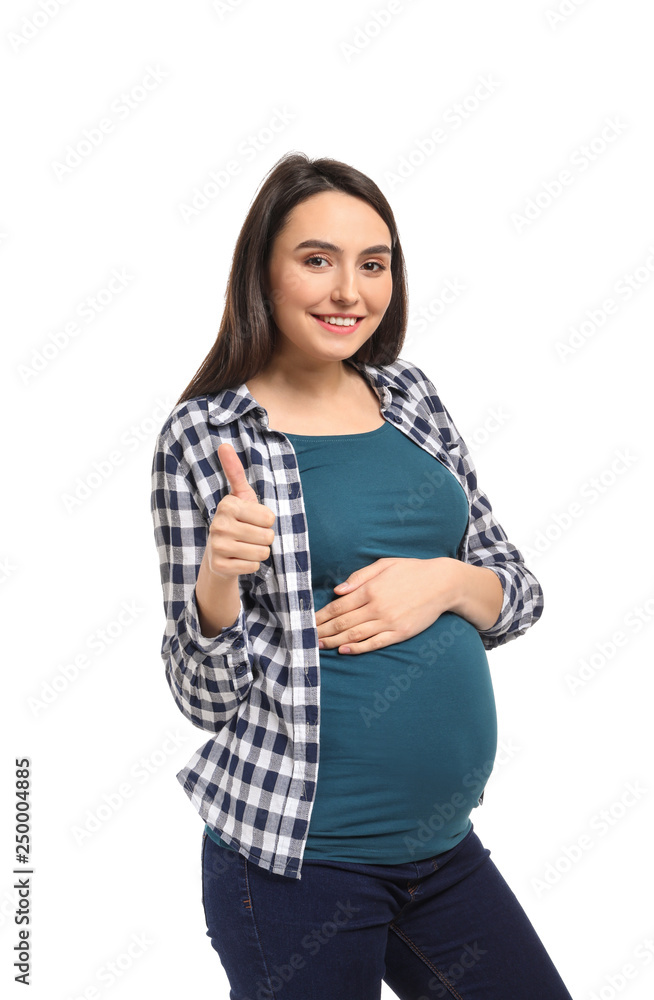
{"left": 310, "top": 314, "right": 365, "bottom": 334}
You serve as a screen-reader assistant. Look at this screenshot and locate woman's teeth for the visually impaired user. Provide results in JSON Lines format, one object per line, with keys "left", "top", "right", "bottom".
{"left": 317, "top": 316, "right": 359, "bottom": 326}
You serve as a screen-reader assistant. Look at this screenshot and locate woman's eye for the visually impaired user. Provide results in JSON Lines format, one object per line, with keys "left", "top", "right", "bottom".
{"left": 304, "top": 256, "right": 386, "bottom": 272}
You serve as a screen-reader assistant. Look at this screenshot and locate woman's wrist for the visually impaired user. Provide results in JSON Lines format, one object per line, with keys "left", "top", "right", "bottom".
{"left": 195, "top": 552, "right": 242, "bottom": 636}
{"left": 436, "top": 557, "right": 504, "bottom": 632}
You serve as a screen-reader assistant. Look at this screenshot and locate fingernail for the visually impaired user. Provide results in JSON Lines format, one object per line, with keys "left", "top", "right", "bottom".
{"left": 318, "top": 640, "right": 325, "bottom": 649}
{"left": 341, "top": 646, "right": 351, "bottom": 654}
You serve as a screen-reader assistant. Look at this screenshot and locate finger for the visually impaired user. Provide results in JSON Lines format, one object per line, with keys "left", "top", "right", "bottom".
{"left": 214, "top": 536, "right": 272, "bottom": 566}
{"left": 318, "top": 612, "right": 380, "bottom": 642}
{"left": 333, "top": 558, "right": 391, "bottom": 593}
{"left": 314, "top": 590, "right": 366, "bottom": 628}
{"left": 217, "top": 442, "right": 258, "bottom": 502}
{"left": 319, "top": 620, "right": 379, "bottom": 649}
{"left": 214, "top": 513, "right": 275, "bottom": 562}
{"left": 336, "top": 631, "right": 399, "bottom": 655}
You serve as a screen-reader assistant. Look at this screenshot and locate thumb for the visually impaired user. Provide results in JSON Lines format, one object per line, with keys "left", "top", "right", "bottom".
{"left": 217, "top": 442, "right": 259, "bottom": 503}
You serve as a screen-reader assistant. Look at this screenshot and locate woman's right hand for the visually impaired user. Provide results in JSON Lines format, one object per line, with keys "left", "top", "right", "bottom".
{"left": 206, "top": 442, "right": 276, "bottom": 579}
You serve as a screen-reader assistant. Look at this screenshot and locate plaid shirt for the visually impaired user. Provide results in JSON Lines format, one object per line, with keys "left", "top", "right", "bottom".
{"left": 150, "top": 356, "right": 544, "bottom": 880}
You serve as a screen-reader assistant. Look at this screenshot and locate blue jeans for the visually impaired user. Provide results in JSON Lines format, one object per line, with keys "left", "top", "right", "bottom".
{"left": 201, "top": 823, "right": 575, "bottom": 999}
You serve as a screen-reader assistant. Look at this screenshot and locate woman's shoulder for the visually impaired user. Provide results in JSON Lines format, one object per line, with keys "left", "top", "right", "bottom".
{"left": 153, "top": 393, "right": 224, "bottom": 460}
{"left": 361, "top": 356, "right": 440, "bottom": 403}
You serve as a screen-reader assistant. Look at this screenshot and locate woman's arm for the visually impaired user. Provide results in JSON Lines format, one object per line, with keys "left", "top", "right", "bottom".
{"left": 150, "top": 427, "right": 255, "bottom": 732}
{"left": 195, "top": 551, "right": 242, "bottom": 635}
{"left": 412, "top": 364, "right": 545, "bottom": 650}
{"left": 443, "top": 560, "right": 505, "bottom": 633}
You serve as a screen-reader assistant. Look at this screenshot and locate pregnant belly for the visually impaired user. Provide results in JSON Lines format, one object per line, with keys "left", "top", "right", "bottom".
{"left": 382, "top": 611, "right": 498, "bottom": 798}
{"left": 312, "top": 609, "right": 498, "bottom": 849}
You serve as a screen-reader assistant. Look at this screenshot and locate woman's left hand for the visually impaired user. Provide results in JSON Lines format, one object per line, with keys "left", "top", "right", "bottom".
{"left": 314, "top": 556, "right": 458, "bottom": 654}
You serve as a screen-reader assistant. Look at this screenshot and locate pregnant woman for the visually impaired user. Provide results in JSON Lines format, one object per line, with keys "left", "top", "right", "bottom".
{"left": 151, "top": 152, "right": 575, "bottom": 999}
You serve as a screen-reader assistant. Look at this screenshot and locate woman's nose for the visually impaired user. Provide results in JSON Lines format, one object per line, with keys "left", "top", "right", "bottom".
{"left": 331, "top": 269, "right": 359, "bottom": 303}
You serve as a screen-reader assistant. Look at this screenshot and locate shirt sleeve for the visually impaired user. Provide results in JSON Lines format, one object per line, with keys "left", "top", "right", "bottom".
{"left": 411, "top": 364, "right": 544, "bottom": 651}
{"left": 150, "top": 426, "right": 255, "bottom": 732}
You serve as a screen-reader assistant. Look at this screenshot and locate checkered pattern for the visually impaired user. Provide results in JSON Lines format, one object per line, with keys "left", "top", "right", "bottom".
{"left": 150, "top": 356, "right": 544, "bottom": 879}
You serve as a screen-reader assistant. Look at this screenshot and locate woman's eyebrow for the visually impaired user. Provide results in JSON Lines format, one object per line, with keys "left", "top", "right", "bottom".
{"left": 293, "top": 239, "right": 391, "bottom": 256}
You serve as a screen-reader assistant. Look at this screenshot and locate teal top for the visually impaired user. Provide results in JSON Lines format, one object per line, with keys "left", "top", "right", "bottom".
{"left": 205, "top": 419, "right": 497, "bottom": 862}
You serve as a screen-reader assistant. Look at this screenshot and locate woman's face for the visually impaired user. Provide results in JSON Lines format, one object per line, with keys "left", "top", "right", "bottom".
{"left": 264, "top": 190, "right": 393, "bottom": 366}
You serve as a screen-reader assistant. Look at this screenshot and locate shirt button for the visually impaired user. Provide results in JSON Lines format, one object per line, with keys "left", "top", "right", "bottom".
{"left": 232, "top": 638, "right": 244, "bottom": 649}
{"left": 234, "top": 665, "right": 247, "bottom": 676}
{"left": 388, "top": 412, "right": 401, "bottom": 423}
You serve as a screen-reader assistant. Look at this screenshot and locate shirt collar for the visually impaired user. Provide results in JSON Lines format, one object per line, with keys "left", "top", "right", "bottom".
{"left": 206, "top": 358, "right": 412, "bottom": 428}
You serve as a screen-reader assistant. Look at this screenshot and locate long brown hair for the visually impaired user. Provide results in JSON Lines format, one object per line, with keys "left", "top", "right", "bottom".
{"left": 176, "top": 151, "right": 409, "bottom": 406}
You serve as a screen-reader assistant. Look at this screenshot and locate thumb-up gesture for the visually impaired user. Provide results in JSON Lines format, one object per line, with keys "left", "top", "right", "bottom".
{"left": 205, "top": 442, "right": 276, "bottom": 580}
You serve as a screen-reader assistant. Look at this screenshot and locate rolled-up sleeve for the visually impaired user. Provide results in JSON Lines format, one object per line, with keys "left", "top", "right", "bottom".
{"left": 150, "top": 428, "right": 255, "bottom": 731}
{"left": 413, "top": 366, "right": 544, "bottom": 651}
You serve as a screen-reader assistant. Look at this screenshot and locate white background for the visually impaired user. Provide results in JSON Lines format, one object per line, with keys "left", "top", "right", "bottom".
{"left": 2, "top": 1, "right": 653, "bottom": 998}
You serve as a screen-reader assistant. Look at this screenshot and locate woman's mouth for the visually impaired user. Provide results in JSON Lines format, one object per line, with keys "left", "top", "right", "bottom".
{"left": 311, "top": 314, "right": 364, "bottom": 334}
